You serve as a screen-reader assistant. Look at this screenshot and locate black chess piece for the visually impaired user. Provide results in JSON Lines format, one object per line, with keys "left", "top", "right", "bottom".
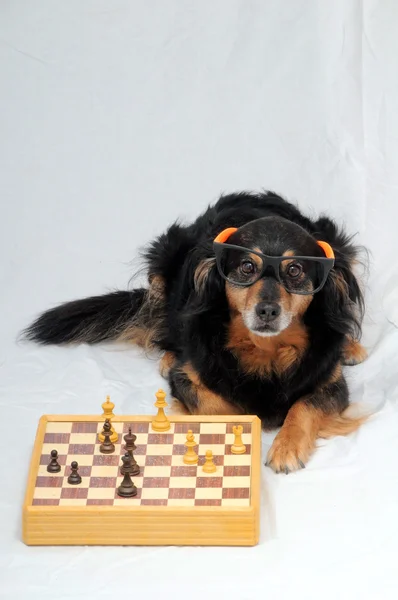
{"left": 68, "top": 461, "right": 82, "bottom": 485}
{"left": 117, "top": 453, "right": 138, "bottom": 498}
{"left": 99, "top": 419, "right": 115, "bottom": 454}
{"left": 122, "top": 427, "right": 140, "bottom": 476}
{"left": 47, "top": 449, "right": 61, "bottom": 473}
{"left": 124, "top": 427, "right": 136, "bottom": 453}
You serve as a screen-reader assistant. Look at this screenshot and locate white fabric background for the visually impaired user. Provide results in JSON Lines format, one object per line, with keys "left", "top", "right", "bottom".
{"left": 1, "top": 1, "right": 398, "bottom": 598}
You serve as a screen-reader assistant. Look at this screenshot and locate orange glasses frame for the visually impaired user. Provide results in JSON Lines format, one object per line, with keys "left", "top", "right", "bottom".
{"left": 213, "top": 227, "right": 335, "bottom": 259}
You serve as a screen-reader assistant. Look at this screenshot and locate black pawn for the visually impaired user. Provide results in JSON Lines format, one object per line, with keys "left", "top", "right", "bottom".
{"left": 47, "top": 449, "right": 61, "bottom": 473}
{"left": 68, "top": 461, "right": 82, "bottom": 485}
{"left": 117, "top": 454, "right": 137, "bottom": 498}
{"left": 122, "top": 427, "right": 140, "bottom": 476}
{"left": 100, "top": 419, "right": 115, "bottom": 454}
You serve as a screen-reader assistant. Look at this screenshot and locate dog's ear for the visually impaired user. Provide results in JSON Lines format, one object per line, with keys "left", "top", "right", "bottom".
{"left": 312, "top": 216, "right": 366, "bottom": 340}
{"left": 184, "top": 257, "right": 225, "bottom": 316}
{"left": 194, "top": 258, "right": 218, "bottom": 295}
{"left": 319, "top": 248, "right": 365, "bottom": 340}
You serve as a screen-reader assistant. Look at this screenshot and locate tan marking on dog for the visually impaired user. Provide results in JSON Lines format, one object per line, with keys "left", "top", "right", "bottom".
{"left": 194, "top": 258, "right": 216, "bottom": 293}
{"left": 159, "top": 351, "right": 176, "bottom": 378}
{"left": 169, "top": 397, "right": 191, "bottom": 415}
{"left": 147, "top": 274, "right": 165, "bottom": 295}
{"left": 329, "top": 363, "right": 342, "bottom": 383}
{"left": 226, "top": 278, "right": 264, "bottom": 314}
{"left": 181, "top": 362, "right": 242, "bottom": 415}
{"left": 226, "top": 314, "right": 308, "bottom": 376}
{"left": 279, "top": 284, "right": 313, "bottom": 318}
{"left": 118, "top": 325, "right": 157, "bottom": 349}
{"left": 118, "top": 275, "right": 166, "bottom": 351}
{"left": 331, "top": 270, "right": 348, "bottom": 296}
{"left": 182, "top": 362, "right": 201, "bottom": 386}
{"left": 249, "top": 249, "right": 264, "bottom": 269}
{"left": 342, "top": 338, "right": 368, "bottom": 365}
{"left": 196, "top": 391, "right": 243, "bottom": 416}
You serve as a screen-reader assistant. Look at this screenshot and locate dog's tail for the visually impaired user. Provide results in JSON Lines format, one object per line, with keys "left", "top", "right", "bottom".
{"left": 22, "top": 285, "right": 165, "bottom": 351}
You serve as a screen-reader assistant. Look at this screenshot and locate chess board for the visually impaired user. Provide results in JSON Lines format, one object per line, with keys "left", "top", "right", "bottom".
{"left": 23, "top": 414, "right": 261, "bottom": 546}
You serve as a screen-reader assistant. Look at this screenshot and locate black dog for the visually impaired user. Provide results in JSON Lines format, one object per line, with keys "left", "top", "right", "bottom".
{"left": 23, "top": 191, "right": 368, "bottom": 472}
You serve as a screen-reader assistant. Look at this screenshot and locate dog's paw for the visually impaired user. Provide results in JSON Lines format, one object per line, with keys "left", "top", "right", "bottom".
{"left": 266, "top": 432, "right": 309, "bottom": 474}
{"left": 342, "top": 340, "right": 368, "bottom": 366}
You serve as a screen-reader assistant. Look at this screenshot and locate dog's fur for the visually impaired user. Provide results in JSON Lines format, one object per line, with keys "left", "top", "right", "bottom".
{"left": 23, "top": 191, "right": 368, "bottom": 473}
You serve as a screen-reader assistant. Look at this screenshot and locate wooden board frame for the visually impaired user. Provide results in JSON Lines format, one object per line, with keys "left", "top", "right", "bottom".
{"left": 23, "top": 414, "right": 262, "bottom": 546}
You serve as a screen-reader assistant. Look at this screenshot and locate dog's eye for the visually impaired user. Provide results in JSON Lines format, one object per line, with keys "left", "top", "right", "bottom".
{"left": 287, "top": 263, "right": 302, "bottom": 278}
{"left": 240, "top": 260, "right": 255, "bottom": 274}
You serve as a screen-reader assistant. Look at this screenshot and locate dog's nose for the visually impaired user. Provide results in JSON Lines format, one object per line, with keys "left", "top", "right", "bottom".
{"left": 255, "top": 302, "right": 281, "bottom": 322}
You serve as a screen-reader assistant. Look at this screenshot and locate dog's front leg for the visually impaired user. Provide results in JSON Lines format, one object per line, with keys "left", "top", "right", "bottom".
{"left": 266, "top": 369, "right": 364, "bottom": 474}
{"left": 159, "top": 351, "right": 176, "bottom": 378}
{"left": 266, "top": 400, "right": 322, "bottom": 473}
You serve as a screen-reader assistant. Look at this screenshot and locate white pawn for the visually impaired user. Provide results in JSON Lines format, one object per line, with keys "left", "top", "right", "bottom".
{"left": 202, "top": 450, "right": 217, "bottom": 473}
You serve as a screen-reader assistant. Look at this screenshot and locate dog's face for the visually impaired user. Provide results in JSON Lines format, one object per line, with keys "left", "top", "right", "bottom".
{"left": 215, "top": 217, "right": 329, "bottom": 337}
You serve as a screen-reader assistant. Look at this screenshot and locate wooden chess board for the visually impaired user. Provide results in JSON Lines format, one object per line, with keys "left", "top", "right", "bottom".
{"left": 23, "top": 414, "right": 262, "bottom": 546}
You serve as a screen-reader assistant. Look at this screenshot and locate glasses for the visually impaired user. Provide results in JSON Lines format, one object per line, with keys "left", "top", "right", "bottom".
{"left": 213, "top": 227, "right": 335, "bottom": 295}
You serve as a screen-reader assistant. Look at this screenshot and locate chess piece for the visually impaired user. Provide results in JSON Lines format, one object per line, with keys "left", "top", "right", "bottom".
{"left": 47, "top": 449, "right": 61, "bottom": 473}
{"left": 122, "top": 427, "right": 140, "bottom": 476}
{"left": 231, "top": 425, "right": 246, "bottom": 454}
{"left": 117, "top": 454, "right": 138, "bottom": 498}
{"left": 183, "top": 430, "right": 198, "bottom": 465}
{"left": 99, "top": 419, "right": 115, "bottom": 454}
{"left": 98, "top": 395, "right": 118, "bottom": 443}
{"left": 68, "top": 461, "right": 82, "bottom": 484}
{"left": 120, "top": 451, "right": 133, "bottom": 474}
{"left": 202, "top": 450, "right": 217, "bottom": 473}
{"left": 151, "top": 389, "right": 170, "bottom": 432}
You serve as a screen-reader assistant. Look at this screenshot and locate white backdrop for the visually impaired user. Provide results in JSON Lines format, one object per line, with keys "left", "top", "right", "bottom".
{"left": 2, "top": 1, "right": 398, "bottom": 598}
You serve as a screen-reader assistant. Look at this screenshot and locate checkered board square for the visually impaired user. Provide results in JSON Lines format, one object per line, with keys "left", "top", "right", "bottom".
{"left": 32, "top": 420, "right": 253, "bottom": 507}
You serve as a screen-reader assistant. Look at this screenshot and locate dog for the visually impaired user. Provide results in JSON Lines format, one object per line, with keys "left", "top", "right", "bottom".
{"left": 23, "top": 191, "right": 368, "bottom": 473}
